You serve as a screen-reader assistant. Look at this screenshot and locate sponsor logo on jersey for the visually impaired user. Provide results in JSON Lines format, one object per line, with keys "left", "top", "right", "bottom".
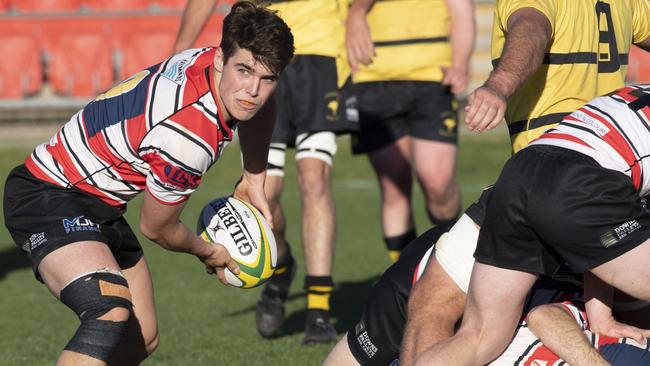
{"left": 161, "top": 59, "right": 189, "bottom": 85}
{"left": 163, "top": 164, "right": 200, "bottom": 190}
{"left": 573, "top": 111, "right": 610, "bottom": 136}
{"left": 62, "top": 216, "right": 100, "bottom": 234}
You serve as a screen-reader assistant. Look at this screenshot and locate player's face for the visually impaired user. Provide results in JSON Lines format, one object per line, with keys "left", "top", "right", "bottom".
{"left": 214, "top": 47, "right": 278, "bottom": 122}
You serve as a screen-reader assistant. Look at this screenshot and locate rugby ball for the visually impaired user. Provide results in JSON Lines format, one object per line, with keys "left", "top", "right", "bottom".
{"left": 197, "top": 196, "right": 277, "bottom": 288}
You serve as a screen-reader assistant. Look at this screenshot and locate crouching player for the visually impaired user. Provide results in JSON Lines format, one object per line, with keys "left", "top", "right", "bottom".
{"left": 323, "top": 225, "right": 650, "bottom": 365}
{"left": 415, "top": 85, "right": 650, "bottom": 365}
{"left": 2, "top": 3, "right": 294, "bottom": 365}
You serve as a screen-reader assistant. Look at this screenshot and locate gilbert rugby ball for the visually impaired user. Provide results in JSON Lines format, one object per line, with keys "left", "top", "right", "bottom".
{"left": 197, "top": 197, "right": 277, "bottom": 288}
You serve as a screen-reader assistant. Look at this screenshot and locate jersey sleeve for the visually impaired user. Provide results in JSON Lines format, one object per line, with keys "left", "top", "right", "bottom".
{"left": 632, "top": 0, "right": 650, "bottom": 44}
{"left": 140, "top": 120, "right": 211, "bottom": 205}
{"left": 496, "top": 0, "right": 557, "bottom": 34}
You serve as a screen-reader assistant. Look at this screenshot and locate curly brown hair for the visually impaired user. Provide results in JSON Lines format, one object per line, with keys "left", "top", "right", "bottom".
{"left": 220, "top": 1, "right": 294, "bottom": 75}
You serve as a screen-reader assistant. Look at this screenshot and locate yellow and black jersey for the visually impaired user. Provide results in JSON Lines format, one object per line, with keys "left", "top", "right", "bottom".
{"left": 492, "top": 0, "right": 650, "bottom": 152}
{"left": 269, "top": 0, "right": 348, "bottom": 86}
{"left": 352, "top": 0, "right": 451, "bottom": 83}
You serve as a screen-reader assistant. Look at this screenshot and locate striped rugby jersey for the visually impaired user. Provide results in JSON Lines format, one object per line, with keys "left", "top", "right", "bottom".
{"left": 530, "top": 84, "right": 650, "bottom": 197}
{"left": 26, "top": 48, "right": 237, "bottom": 208}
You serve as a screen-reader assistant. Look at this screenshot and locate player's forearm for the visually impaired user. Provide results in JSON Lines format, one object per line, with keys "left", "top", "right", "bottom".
{"left": 173, "top": 0, "right": 216, "bottom": 52}
{"left": 147, "top": 220, "right": 208, "bottom": 257}
{"left": 526, "top": 304, "right": 610, "bottom": 366}
{"left": 239, "top": 98, "right": 276, "bottom": 175}
{"left": 486, "top": 8, "right": 551, "bottom": 98}
{"left": 447, "top": 0, "right": 475, "bottom": 71}
{"left": 348, "top": 0, "right": 375, "bottom": 16}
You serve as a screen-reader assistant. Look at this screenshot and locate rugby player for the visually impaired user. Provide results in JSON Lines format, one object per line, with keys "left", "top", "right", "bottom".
{"left": 323, "top": 226, "right": 650, "bottom": 365}
{"left": 174, "top": 0, "right": 355, "bottom": 343}
{"left": 397, "top": 0, "right": 650, "bottom": 364}
{"left": 3, "top": 3, "right": 294, "bottom": 365}
{"left": 415, "top": 85, "right": 650, "bottom": 364}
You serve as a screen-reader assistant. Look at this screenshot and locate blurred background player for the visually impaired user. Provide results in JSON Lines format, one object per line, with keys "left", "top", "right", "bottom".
{"left": 173, "top": 0, "right": 355, "bottom": 345}
{"left": 2, "top": 3, "right": 294, "bottom": 365}
{"left": 400, "top": 0, "right": 650, "bottom": 364}
{"left": 344, "top": 0, "right": 474, "bottom": 263}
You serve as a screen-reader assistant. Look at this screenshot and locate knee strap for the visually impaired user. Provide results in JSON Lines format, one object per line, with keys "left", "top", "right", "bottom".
{"left": 60, "top": 270, "right": 133, "bottom": 361}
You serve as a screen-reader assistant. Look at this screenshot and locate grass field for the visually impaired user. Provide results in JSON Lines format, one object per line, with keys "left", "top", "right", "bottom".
{"left": 0, "top": 128, "right": 511, "bottom": 365}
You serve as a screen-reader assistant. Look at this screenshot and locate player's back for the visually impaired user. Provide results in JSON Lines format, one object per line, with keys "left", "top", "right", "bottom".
{"left": 492, "top": 0, "right": 650, "bottom": 152}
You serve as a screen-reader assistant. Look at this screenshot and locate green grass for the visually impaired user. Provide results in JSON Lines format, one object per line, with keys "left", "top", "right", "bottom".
{"left": 0, "top": 131, "right": 510, "bottom": 365}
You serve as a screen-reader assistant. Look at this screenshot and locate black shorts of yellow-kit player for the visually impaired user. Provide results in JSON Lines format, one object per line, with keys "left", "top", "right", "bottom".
{"left": 4, "top": 165, "right": 143, "bottom": 281}
{"left": 271, "top": 55, "right": 355, "bottom": 146}
{"left": 350, "top": 81, "right": 457, "bottom": 154}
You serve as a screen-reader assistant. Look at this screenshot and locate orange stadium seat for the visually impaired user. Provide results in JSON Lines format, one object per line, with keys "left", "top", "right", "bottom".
{"left": 0, "top": 0, "right": 8, "bottom": 12}
{"left": 82, "top": 0, "right": 151, "bottom": 11}
{"left": 112, "top": 16, "right": 179, "bottom": 79}
{"left": 152, "top": 0, "right": 188, "bottom": 10}
{"left": 0, "top": 35, "right": 42, "bottom": 98}
{"left": 628, "top": 46, "right": 650, "bottom": 83}
{"left": 9, "top": 0, "right": 81, "bottom": 13}
{"left": 48, "top": 32, "right": 114, "bottom": 97}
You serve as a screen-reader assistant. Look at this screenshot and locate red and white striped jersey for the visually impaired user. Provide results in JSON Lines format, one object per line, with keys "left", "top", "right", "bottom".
{"left": 25, "top": 48, "right": 237, "bottom": 208}
{"left": 530, "top": 84, "right": 650, "bottom": 196}
{"left": 493, "top": 299, "right": 649, "bottom": 366}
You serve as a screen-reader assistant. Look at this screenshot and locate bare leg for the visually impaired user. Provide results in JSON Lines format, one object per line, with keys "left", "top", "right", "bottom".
{"left": 369, "top": 137, "right": 413, "bottom": 237}
{"left": 108, "top": 257, "right": 159, "bottom": 366}
{"left": 322, "top": 334, "right": 361, "bottom": 366}
{"left": 401, "top": 258, "right": 466, "bottom": 366}
{"left": 415, "top": 262, "right": 537, "bottom": 366}
{"left": 297, "top": 157, "right": 335, "bottom": 276}
{"left": 38, "top": 242, "right": 130, "bottom": 366}
{"left": 411, "top": 138, "right": 460, "bottom": 222}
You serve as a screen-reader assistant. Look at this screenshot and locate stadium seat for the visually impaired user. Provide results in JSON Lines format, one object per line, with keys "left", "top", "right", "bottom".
{"left": 112, "top": 16, "right": 179, "bottom": 79}
{"left": 82, "top": 0, "right": 151, "bottom": 12}
{"left": 9, "top": 0, "right": 81, "bottom": 13}
{"left": 628, "top": 46, "right": 650, "bottom": 83}
{"left": 0, "top": 0, "right": 8, "bottom": 13}
{"left": 48, "top": 33, "right": 114, "bottom": 97}
{"left": 0, "top": 34, "right": 42, "bottom": 98}
{"left": 152, "top": 0, "right": 187, "bottom": 10}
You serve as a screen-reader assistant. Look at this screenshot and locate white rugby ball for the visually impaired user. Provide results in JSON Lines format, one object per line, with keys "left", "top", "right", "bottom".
{"left": 197, "top": 196, "right": 277, "bottom": 288}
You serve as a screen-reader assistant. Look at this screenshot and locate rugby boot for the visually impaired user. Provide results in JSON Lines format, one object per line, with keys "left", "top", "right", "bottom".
{"left": 302, "top": 309, "right": 337, "bottom": 345}
{"left": 256, "top": 254, "right": 296, "bottom": 338}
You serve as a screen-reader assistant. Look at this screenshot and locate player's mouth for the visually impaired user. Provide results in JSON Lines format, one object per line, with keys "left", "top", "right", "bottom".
{"left": 237, "top": 99, "right": 257, "bottom": 110}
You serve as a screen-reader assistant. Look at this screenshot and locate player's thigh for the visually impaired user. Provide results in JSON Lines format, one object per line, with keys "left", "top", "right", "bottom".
{"left": 38, "top": 241, "right": 122, "bottom": 298}
{"left": 411, "top": 138, "right": 457, "bottom": 187}
{"left": 460, "top": 262, "right": 537, "bottom": 355}
{"left": 368, "top": 136, "right": 412, "bottom": 189}
{"left": 591, "top": 238, "right": 650, "bottom": 303}
{"left": 322, "top": 334, "right": 361, "bottom": 366}
{"left": 120, "top": 256, "right": 158, "bottom": 347}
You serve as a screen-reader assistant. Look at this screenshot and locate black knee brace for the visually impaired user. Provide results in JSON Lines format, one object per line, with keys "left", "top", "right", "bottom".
{"left": 60, "top": 270, "right": 133, "bottom": 362}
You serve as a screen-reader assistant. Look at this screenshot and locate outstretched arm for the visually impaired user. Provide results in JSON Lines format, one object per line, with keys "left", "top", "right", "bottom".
{"left": 139, "top": 190, "right": 239, "bottom": 284}
{"left": 173, "top": 0, "right": 217, "bottom": 53}
{"left": 442, "top": 0, "right": 475, "bottom": 95}
{"left": 526, "top": 303, "right": 610, "bottom": 366}
{"left": 465, "top": 7, "right": 552, "bottom": 132}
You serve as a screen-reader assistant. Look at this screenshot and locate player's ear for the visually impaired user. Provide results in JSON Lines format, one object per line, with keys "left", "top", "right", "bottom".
{"left": 214, "top": 47, "right": 225, "bottom": 73}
